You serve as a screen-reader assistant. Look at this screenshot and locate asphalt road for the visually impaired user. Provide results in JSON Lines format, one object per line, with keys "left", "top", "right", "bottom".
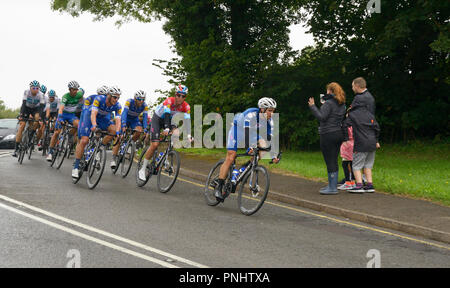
{"left": 0, "top": 149, "right": 449, "bottom": 268}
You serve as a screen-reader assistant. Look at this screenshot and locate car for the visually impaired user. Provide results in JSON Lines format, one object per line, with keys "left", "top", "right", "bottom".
{"left": 0, "top": 118, "right": 18, "bottom": 149}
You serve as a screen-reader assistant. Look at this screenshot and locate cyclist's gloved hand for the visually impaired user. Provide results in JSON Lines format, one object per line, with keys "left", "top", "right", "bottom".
{"left": 57, "top": 114, "right": 63, "bottom": 123}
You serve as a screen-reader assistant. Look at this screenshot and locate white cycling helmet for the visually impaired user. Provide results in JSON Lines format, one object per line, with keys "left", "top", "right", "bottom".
{"left": 68, "top": 81, "right": 80, "bottom": 89}
{"left": 97, "top": 85, "right": 109, "bottom": 95}
{"left": 108, "top": 86, "right": 122, "bottom": 96}
{"left": 258, "top": 97, "right": 277, "bottom": 109}
{"left": 134, "top": 90, "right": 146, "bottom": 100}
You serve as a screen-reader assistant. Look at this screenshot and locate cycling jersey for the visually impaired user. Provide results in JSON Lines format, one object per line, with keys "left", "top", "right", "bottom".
{"left": 78, "top": 95, "right": 121, "bottom": 138}
{"left": 91, "top": 95, "right": 122, "bottom": 118}
{"left": 121, "top": 98, "right": 149, "bottom": 129}
{"left": 23, "top": 90, "right": 45, "bottom": 109}
{"left": 61, "top": 91, "right": 84, "bottom": 114}
{"left": 154, "top": 97, "right": 190, "bottom": 119}
{"left": 45, "top": 98, "right": 60, "bottom": 113}
{"left": 227, "top": 108, "right": 274, "bottom": 151}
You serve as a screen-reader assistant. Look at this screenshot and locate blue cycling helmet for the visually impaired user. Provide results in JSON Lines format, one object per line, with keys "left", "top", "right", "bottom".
{"left": 29, "top": 80, "right": 40, "bottom": 88}
{"left": 40, "top": 85, "right": 47, "bottom": 94}
{"left": 175, "top": 84, "right": 188, "bottom": 95}
{"left": 48, "top": 90, "right": 56, "bottom": 97}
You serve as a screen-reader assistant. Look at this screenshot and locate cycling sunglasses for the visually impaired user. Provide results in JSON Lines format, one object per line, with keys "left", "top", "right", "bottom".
{"left": 175, "top": 93, "right": 186, "bottom": 98}
{"left": 136, "top": 97, "right": 145, "bottom": 101}
{"left": 111, "top": 95, "right": 120, "bottom": 100}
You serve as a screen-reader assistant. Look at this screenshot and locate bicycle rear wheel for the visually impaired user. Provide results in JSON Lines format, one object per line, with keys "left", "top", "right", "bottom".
{"left": 204, "top": 159, "right": 225, "bottom": 206}
{"left": 121, "top": 140, "right": 135, "bottom": 178}
{"left": 157, "top": 150, "right": 180, "bottom": 193}
{"left": 237, "top": 165, "right": 270, "bottom": 216}
{"left": 86, "top": 145, "right": 106, "bottom": 189}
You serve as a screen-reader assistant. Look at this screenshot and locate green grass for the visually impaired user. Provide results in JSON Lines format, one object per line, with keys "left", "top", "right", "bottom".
{"left": 179, "top": 141, "right": 450, "bottom": 206}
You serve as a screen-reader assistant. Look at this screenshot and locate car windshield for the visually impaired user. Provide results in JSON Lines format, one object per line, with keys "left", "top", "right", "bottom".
{"left": 0, "top": 119, "right": 17, "bottom": 129}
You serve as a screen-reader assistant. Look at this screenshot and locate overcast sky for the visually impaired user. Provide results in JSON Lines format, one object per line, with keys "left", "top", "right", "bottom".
{"left": 0, "top": 0, "right": 314, "bottom": 109}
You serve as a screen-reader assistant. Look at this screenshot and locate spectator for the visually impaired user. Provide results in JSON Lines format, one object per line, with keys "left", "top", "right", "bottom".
{"left": 338, "top": 126, "right": 356, "bottom": 190}
{"left": 345, "top": 77, "right": 380, "bottom": 193}
{"left": 308, "top": 82, "right": 346, "bottom": 195}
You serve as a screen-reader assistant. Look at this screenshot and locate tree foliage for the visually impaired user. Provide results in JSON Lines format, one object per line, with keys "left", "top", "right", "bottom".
{"left": 0, "top": 99, "right": 20, "bottom": 119}
{"left": 51, "top": 0, "right": 449, "bottom": 148}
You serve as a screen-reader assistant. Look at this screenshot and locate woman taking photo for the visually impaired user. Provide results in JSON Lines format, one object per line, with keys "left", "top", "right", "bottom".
{"left": 308, "top": 82, "right": 346, "bottom": 195}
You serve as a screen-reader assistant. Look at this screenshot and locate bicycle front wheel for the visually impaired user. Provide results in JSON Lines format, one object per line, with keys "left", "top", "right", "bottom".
{"left": 86, "top": 145, "right": 106, "bottom": 189}
{"left": 157, "top": 150, "right": 180, "bottom": 193}
{"left": 18, "top": 134, "right": 28, "bottom": 164}
{"left": 121, "top": 140, "right": 135, "bottom": 178}
{"left": 237, "top": 165, "right": 270, "bottom": 216}
{"left": 27, "top": 132, "right": 35, "bottom": 160}
{"left": 55, "top": 134, "right": 68, "bottom": 169}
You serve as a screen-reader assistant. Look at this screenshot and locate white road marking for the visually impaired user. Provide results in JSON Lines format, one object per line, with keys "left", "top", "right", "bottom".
{"left": 0, "top": 194, "right": 208, "bottom": 268}
{"left": 0, "top": 202, "right": 178, "bottom": 268}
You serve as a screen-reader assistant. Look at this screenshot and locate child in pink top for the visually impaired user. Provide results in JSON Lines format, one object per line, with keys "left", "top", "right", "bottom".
{"left": 338, "top": 126, "right": 355, "bottom": 190}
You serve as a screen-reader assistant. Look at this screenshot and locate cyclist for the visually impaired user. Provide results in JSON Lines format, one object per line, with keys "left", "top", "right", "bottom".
{"left": 37, "top": 90, "right": 60, "bottom": 151}
{"left": 137, "top": 84, "right": 190, "bottom": 182}
{"left": 77, "top": 85, "right": 109, "bottom": 140}
{"left": 35, "top": 85, "right": 48, "bottom": 150}
{"left": 13, "top": 80, "right": 46, "bottom": 157}
{"left": 214, "top": 97, "right": 280, "bottom": 201}
{"left": 110, "top": 90, "right": 149, "bottom": 170}
{"left": 47, "top": 81, "right": 84, "bottom": 162}
{"left": 72, "top": 86, "right": 122, "bottom": 179}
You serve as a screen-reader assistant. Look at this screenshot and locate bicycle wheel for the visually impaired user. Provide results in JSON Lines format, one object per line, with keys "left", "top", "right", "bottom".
{"left": 121, "top": 140, "right": 135, "bottom": 178}
{"left": 27, "top": 131, "right": 35, "bottom": 160}
{"left": 237, "top": 165, "right": 270, "bottom": 216}
{"left": 18, "top": 133, "right": 28, "bottom": 165}
{"left": 136, "top": 147, "right": 153, "bottom": 187}
{"left": 204, "top": 159, "right": 225, "bottom": 206}
{"left": 86, "top": 145, "right": 106, "bottom": 189}
{"left": 55, "top": 134, "right": 68, "bottom": 169}
{"left": 42, "top": 127, "right": 49, "bottom": 156}
{"left": 157, "top": 150, "right": 180, "bottom": 193}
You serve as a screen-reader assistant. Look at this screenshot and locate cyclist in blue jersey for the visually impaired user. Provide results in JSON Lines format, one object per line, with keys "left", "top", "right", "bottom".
{"left": 72, "top": 86, "right": 122, "bottom": 179}
{"left": 110, "top": 90, "right": 149, "bottom": 170}
{"left": 214, "top": 97, "right": 280, "bottom": 201}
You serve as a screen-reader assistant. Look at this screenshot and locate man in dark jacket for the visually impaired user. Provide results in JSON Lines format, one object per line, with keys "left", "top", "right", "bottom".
{"left": 344, "top": 77, "right": 380, "bottom": 193}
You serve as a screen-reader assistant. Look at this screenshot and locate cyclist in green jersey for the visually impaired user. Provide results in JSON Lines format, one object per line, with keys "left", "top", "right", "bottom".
{"left": 47, "top": 81, "right": 84, "bottom": 162}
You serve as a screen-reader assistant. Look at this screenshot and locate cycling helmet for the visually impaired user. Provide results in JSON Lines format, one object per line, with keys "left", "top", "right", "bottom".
{"left": 79, "top": 87, "right": 85, "bottom": 96}
{"left": 108, "top": 86, "right": 122, "bottom": 96}
{"left": 68, "top": 80, "right": 80, "bottom": 89}
{"left": 134, "top": 90, "right": 146, "bottom": 100}
{"left": 96, "top": 85, "right": 109, "bottom": 95}
{"left": 40, "top": 85, "right": 47, "bottom": 94}
{"left": 48, "top": 90, "right": 56, "bottom": 97}
{"left": 175, "top": 84, "right": 188, "bottom": 95}
{"left": 258, "top": 97, "right": 277, "bottom": 109}
{"left": 29, "top": 80, "right": 40, "bottom": 88}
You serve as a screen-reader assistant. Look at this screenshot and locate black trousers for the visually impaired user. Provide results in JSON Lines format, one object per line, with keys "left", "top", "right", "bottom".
{"left": 320, "top": 130, "right": 344, "bottom": 173}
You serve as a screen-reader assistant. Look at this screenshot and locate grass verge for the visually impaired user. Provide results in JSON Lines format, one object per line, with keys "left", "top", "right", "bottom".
{"left": 179, "top": 141, "right": 450, "bottom": 206}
